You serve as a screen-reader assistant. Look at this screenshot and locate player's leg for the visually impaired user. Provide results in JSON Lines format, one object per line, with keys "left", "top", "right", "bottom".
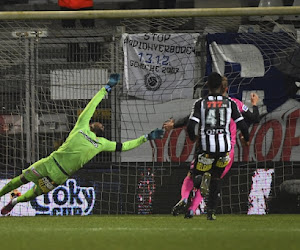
{"left": 1, "top": 159, "right": 50, "bottom": 215}
{"left": 184, "top": 171, "right": 211, "bottom": 218}
{"left": 1, "top": 185, "right": 43, "bottom": 215}
{"left": 206, "top": 177, "right": 222, "bottom": 220}
{"left": 183, "top": 168, "right": 204, "bottom": 218}
{"left": 172, "top": 160, "right": 196, "bottom": 216}
{"left": 200, "top": 172, "right": 211, "bottom": 196}
{"left": 0, "top": 163, "right": 42, "bottom": 215}
{"left": 181, "top": 171, "right": 194, "bottom": 201}
{"left": 171, "top": 171, "right": 193, "bottom": 216}
{"left": 184, "top": 189, "right": 203, "bottom": 219}
{"left": 220, "top": 148, "right": 234, "bottom": 179}
{"left": 1, "top": 173, "right": 59, "bottom": 216}
{"left": 183, "top": 154, "right": 214, "bottom": 218}
{"left": 206, "top": 153, "right": 231, "bottom": 220}
{"left": 205, "top": 152, "right": 231, "bottom": 220}
{"left": 194, "top": 153, "right": 214, "bottom": 196}
{"left": 0, "top": 160, "right": 45, "bottom": 198}
{"left": 17, "top": 184, "right": 43, "bottom": 203}
{"left": 0, "top": 174, "right": 29, "bottom": 198}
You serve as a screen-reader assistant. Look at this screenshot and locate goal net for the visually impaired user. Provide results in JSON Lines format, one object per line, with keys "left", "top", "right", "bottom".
{"left": 0, "top": 8, "right": 299, "bottom": 216}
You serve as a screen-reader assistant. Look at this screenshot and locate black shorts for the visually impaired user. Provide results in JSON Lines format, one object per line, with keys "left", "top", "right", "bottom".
{"left": 193, "top": 152, "right": 229, "bottom": 179}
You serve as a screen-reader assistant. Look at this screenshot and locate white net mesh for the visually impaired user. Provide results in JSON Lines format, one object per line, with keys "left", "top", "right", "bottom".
{"left": 0, "top": 12, "right": 299, "bottom": 216}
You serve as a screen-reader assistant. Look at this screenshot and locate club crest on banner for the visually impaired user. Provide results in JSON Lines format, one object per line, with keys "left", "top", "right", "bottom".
{"left": 144, "top": 73, "right": 162, "bottom": 91}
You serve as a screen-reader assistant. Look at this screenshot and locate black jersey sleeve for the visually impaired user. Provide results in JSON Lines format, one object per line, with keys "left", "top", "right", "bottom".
{"left": 189, "top": 99, "right": 201, "bottom": 123}
{"left": 187, "top": 119, "right": 198, "bottom": 141}
{"left": 173, "top": 115, "right": 189, "bottom": 129}
{"left": 243, "top": 105, "right": 260, "bottom": 124}
{"left": 186, "top": 99, "right": 201, "bottom": 141}
{"left": 231, "top": 100, "right": 244, "bottom": 123}
{"left": 236, "top": 120, "right": 250, "bottom": 142}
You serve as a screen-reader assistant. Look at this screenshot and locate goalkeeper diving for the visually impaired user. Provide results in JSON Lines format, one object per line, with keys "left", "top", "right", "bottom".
{"left": 0, "top": 73, "right": 164, "bottom": 215}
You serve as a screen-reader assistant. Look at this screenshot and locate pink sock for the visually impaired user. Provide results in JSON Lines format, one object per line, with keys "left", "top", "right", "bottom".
{"left": 189, "top": 189, "right": 203, "bottom": 212}
{"left": 181, "top": 176, "right": 194, "bottom": 201}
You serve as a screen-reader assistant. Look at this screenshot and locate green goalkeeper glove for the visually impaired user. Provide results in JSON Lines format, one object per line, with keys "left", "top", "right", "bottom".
{"left": 145, "top": 128, "right": 164, "bottom": 140}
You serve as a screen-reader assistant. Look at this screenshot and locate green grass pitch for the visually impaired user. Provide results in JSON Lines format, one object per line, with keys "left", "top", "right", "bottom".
{"left": 0, "top": 214, "right": 299, "bottom": 250}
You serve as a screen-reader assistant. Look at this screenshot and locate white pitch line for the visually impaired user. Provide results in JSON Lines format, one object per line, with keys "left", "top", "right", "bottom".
{"left": 0, "top": 227, "right": 300, "bottom": 232}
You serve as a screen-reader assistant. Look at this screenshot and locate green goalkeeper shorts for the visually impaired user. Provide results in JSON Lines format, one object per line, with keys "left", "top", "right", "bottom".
{"left": 23, "top": 156, "right": 68, "bottom": 187}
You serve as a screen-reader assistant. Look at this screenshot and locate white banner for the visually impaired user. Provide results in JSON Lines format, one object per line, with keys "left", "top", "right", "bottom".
{"left": 123, "top": 33, "right": 199, "bottom": 102}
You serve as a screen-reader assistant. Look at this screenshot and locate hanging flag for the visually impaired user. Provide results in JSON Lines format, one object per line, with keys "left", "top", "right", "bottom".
{"left": 206, "top": 32, "right": 300, "bottom": 112}
{"left": 123, "top": 33, "right": 199, "bottom": 102}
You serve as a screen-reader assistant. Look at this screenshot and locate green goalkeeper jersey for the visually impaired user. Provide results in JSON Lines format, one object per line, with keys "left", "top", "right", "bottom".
{"left": 50, "top": 87, "right": 147, "bottom": 176}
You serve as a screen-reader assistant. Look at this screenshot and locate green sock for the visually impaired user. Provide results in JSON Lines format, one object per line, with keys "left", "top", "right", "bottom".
{"left": 0, "top": 176, "right": 23, "bottom": 197}
{"left": 17, "top": 186, "right": 42, "bottom": 203}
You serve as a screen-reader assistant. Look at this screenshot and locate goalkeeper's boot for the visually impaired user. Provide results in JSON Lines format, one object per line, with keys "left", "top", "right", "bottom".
{"left": 171, "top": 199, "right": 187, "bottom": 216}
{"left": 1, "top": 200, "right": 16, "bottom": 215}
{"left": 207, "top": 209, "right": 217, "bottom": 221}
{"left": 184, "top": 209, "right": 194, "bottom": 219}
{"left": 200, "top": 172, "right": 211, "bottom": 197}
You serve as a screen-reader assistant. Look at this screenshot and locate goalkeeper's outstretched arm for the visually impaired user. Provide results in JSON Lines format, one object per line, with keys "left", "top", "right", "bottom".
{"left": 120, "top": 128, "right": 165, "bottom": 152}
{"left": 70, "top": 73, "right": 120, "bottom": 135}
{"left": 100, "top": 129, "right": 165, "bottom": 152}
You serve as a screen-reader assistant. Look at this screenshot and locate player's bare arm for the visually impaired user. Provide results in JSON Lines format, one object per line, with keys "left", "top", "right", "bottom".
{"left": 251, "top": 92, "right": 259, "bottom": 106}
{"left": 163, "top": 119, "right": 175, "bottom": 132}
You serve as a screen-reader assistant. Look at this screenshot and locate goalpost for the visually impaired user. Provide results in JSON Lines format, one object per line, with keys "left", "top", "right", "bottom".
{"left": 0, "top": 6, "right": 299, "bottom": 216}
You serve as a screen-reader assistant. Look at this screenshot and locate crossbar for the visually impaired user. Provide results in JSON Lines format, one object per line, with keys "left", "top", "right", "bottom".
{"left": 0, "top": 7, "right": 300, "bottom": 20}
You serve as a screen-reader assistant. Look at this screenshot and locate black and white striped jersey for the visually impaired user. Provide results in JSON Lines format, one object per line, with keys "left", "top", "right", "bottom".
{"left": 188, "top": 95, "right": 245, "bottom": 154}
